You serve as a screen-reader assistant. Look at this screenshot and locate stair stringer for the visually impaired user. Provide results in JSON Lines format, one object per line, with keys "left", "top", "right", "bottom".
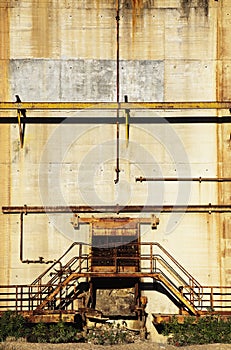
{"left": 156, "top": 274, "right": 200, "bottom": 316}
{"left": 35, "top": 273, "right": 82, "bottom": 311}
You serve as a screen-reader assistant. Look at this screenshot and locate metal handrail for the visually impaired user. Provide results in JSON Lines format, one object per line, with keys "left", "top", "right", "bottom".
{"left": 30, "top": 243, "right": 89, "bottom": 304}
{"left": 3, "top": 241, "right": 204, "bottom": 312}
{"left": 1, "top": 285, "right": 231, "bottom": 313}
{"left": 151, "top": 243, "right": 202, "bottom": 291}
{"left": 31, "top": 256, "right": 89, "bottom": 303}
{"left": 32, "top": 242, "right": 87, "bottom": 285}
{"left": 90, "top": 241, "right": 202, "bottom": 298}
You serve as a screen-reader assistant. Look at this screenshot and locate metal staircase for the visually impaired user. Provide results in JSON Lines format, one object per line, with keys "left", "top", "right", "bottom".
{"left": 29, "top": 242, "right": 202, "bottom": 315}
{"left": 0, "top": 242, "right": 230, "bottom": 317}
{"left": 29, "top": 243, "right": 90, "bottom": 311}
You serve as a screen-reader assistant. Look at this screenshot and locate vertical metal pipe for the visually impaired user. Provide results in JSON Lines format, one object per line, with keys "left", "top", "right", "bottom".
{"left": 20, "top": 213, "right": 23, "bottom": 262}
{"left": 114, "top": 0, "right": 120, "bottom": 184}
{"left": 124, "top": 95, "right": 130, "bottom": 147}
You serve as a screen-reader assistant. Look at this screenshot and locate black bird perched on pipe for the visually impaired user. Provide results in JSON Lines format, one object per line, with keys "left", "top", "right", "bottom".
{"left": 15, "top": 95, "right": 26, "bottom": 118}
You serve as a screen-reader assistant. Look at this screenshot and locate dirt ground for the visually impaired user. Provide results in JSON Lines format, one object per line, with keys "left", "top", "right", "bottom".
{"left": 2, "top": 341, "right": 231, "bottom": 350}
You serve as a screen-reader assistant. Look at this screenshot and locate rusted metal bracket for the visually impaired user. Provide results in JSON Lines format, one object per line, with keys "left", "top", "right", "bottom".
{"left": 70, "top": 214, "right": 80, "bottom": 229}
{"left": 70, "top": 215, "right": 159, "bottom": 231}
{"left": 151, "top": 214, "right": 160, "bottom": 229}
{"left": 17, "top": 109, "right": 24, "bottom": 148}
{"left": 15, "top": 96, "right": 26, "bottom": 148}
{"left": 17, "top": 107, "right": 26, "bottom": 148}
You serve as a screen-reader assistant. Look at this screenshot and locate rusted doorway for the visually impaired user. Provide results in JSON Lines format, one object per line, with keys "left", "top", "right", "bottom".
{"left": 91, "top": 218, "right": 140, "bottom": 273}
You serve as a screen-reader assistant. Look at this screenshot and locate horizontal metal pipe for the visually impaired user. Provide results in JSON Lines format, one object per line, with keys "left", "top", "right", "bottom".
{"left": 1, "top": 116, "right": 231, "bottom": 124}
{"left": 136, "top": 177, "right": 231, "bottom": 182}
{"left": 0, "top": 101, "right": 231, "bottom": 110}
{"left": 3, "top": 204, "right": 231, "bottom": 213}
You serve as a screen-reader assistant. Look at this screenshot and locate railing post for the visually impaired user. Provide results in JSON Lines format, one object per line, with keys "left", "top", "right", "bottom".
{"left": 79, "top": 243, "right": 82, "bottom": 272}
{"left": 150, "top": 243, "right": 153, "bottom": 273}
{"left": 27, "top": 286, "right": 30, "bottom": 310}
{"left": 38, "top": 283, "right": 42, "bottom": 306}
{"left": 191, "top": 281, "right": 195, "bottom": 304}
{"left": 20, "top": 286, "right": 23, "bottom": 311}
{"left": 87, "top": 252, "right": 89, "bottom": 272}
{"left": 114, "top": 247, "right": 117, "bottom": 272}
{"left": 15, "top": 286, "right": 18, "bottom": 312}
{"left": 29, "top": 286, "right": 32, "bottom": 310}
{"left": 210, "top": 287, "right": 214, "bottom": 310}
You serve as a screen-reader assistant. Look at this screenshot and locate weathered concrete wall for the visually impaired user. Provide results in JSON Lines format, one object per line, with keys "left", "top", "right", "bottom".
{"left": 0, "top": 5, "right": 11, "bottom": 285}
{"left": 0, "top": 0, "right": 231, "bottom": 332}
{"left": 216, "top": 0, "right": 231, "bottom": 287}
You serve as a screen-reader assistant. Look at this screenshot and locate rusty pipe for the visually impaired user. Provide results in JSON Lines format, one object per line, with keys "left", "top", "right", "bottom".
{"left": 136, "top": 177, "right": 231, "bottom": 182}
{"left": 114, "top": 0, "right": 120, "bottom": 184}
{"left": 20, "top": 212, "right": 23, "bottom": 262}
{"left": 4, "top": 204, "right": 231, "bottom": 214}
{"left": 114, "top": 108, "right": 120, "bottom": 184}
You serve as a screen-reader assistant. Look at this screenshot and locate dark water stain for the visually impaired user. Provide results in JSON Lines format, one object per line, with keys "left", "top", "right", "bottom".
{"left": 122, "top": 0, "right": 152, "bottom": 32}
{"left": 181, "top": 0, "right": 209, "bottom": 17}
{"left": 122, "top": 0, "right": 152, "bottom": 12}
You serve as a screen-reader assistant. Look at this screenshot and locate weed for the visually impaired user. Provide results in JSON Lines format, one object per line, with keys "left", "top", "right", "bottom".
{"left": 48, "top": 322, "right": 82, "bottom": 343}
{"left": 0, "top": 311, "right": 28, "bottom": 342}
{"left": 30, "top": 322, "right": 48, "bottom": 343}
{"left": 0, "top": 311, "right": 83, "bottom": 344}
{"left": 162, "top": 315, "right": 231, "bottom": 346}
{"left": 30, "top": 321, "right": 83, "bottom": 343}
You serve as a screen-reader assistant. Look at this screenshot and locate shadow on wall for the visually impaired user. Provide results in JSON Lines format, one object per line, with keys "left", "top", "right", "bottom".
{"left": 181, "top": 0, "right": 209, "bottom": 17}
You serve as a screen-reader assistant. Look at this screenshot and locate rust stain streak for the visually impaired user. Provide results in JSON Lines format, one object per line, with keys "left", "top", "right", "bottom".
{"left": 131, "top": 0, "right": 143, "bottom": 34}
{"left": 32, "top": 0, "right": 51, "bottom": 58}
{"left": 215, "top": 0, "right": 224, "bottom": 287}
{"left": 0, "top": 7, "right": 10, "bottom": 59}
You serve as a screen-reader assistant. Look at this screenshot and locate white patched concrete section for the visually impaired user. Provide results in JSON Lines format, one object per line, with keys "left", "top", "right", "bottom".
{"left": 1, "top": 1, "right": 231, "bottom": 337}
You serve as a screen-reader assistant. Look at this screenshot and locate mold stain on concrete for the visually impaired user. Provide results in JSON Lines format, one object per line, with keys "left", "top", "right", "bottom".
{"left": 181, "top": 0, "right": 209, "bottom": 17}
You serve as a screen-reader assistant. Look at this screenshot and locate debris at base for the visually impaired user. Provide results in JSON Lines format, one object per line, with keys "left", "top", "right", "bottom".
{"left": 86, "top": 322, "right": 142, "bottom": 345}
